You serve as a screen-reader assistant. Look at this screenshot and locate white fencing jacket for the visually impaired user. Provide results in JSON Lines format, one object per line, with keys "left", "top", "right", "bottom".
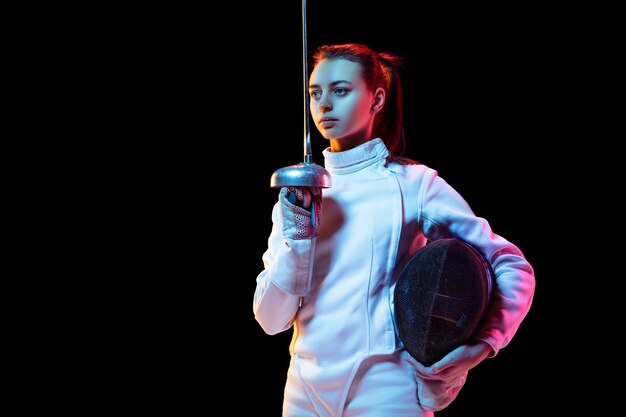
{"left": 254, "top": 138, "right": 535, "bottom": 415}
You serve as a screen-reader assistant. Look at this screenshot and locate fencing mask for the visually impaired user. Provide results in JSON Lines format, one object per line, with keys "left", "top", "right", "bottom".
{"left": 394, "top": 238, "right": 494, "bottom": 366}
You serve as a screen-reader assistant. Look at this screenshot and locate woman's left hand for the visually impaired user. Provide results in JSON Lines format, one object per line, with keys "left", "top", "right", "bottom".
{"left": 411, "top": 341, "right": 493, "bottom": 381}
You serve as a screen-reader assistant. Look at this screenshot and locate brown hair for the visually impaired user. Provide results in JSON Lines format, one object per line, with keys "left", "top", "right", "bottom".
{"left": 311, "top": 43, "right": 408, "bottom": 162}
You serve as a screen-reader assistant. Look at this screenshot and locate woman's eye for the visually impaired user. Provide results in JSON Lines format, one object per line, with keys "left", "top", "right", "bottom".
{"left": 310, "top": 91, "right": 321, "bottom": 99}
{"left": 333, "top": 88, "right": 347, "bottom": 95}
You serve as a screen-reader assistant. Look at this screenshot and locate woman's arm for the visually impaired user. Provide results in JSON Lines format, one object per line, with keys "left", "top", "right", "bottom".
{"left": 419, "top": 171, "right": 536, "bottom": 355}
{"left": 253, "top": 188, "right": 320, "bottom": 335}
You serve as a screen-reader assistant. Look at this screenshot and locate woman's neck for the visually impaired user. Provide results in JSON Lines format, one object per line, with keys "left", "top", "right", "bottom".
{"left": 329, "top": 128, "right": 374, "bottom": 152}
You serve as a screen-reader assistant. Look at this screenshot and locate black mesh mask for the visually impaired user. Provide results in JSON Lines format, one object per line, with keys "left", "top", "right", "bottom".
{"left": 394, "top": 238, "right": 494, "bottom": 366}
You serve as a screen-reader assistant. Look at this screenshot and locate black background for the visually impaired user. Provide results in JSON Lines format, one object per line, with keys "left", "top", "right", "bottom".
{"left": 118, "top": 1, "right": 591, "bottom": 414}
{"left": 232, "top": 2, "right": 562, "bottom": 415}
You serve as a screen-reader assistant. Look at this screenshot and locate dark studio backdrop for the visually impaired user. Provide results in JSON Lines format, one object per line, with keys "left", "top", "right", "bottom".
{"left": 120, "top": 0, "right": 581, "bottom": 414}
{"left": 214, "top": 1, "right": 566, "bottom": 416}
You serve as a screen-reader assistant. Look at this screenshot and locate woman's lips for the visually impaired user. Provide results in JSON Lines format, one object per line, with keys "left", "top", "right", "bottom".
{"left": 319, "top": 118, "right": 338, "bottom": 128}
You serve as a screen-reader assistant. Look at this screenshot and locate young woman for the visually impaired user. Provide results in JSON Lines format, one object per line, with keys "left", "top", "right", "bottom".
{"left": 253, "top": 43, "right": 535, "bottom": 417}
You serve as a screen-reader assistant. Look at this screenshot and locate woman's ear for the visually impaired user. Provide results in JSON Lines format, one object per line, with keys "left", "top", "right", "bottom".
{"left": 372, "top": 87, "right": 386, "bottom": 114}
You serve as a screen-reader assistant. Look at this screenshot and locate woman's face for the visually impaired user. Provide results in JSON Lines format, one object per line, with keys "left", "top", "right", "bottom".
{"left": 309, "top": 58, "right": 379, "bottom": 150}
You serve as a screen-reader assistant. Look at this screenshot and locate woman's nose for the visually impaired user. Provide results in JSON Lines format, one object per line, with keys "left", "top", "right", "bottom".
{"left": 318, "top": 95, "right": 332, "bottom": 112}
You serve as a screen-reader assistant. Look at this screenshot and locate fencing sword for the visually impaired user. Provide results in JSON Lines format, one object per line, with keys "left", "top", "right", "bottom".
{"left": 270, "top": 0, "right": 332, "bottom": 209}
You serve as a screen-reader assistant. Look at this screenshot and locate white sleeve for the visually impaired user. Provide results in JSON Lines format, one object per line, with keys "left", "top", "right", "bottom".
{"left": 419, "top": 170, "right": 536, "bottom": 355}
{"left": 253, "top": 202, "right": 316, "bottom": 335}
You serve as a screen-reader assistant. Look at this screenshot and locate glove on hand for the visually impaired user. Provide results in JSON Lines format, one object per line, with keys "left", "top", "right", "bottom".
{"left": 279, "top": 186, "right": 322, "bottom": 239}
{"left": 404, "top": 354, "right": 468, "bottom": 412}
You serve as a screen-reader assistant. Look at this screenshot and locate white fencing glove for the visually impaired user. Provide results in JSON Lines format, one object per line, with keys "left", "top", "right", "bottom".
{"left": 279, "top": 186, "right": 322, "bottom": 240}
{"left": 404, "top": 354, "right": 467, "bottom": 411}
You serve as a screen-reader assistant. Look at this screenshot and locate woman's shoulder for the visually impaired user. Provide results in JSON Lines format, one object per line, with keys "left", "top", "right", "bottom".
{"left": 389, "top": 157, "right": 437, "bottom": 178}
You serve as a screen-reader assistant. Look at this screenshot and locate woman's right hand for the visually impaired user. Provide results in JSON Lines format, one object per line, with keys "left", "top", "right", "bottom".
{"left": 279, "top": 187, "right": 322, "bottom": 240}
